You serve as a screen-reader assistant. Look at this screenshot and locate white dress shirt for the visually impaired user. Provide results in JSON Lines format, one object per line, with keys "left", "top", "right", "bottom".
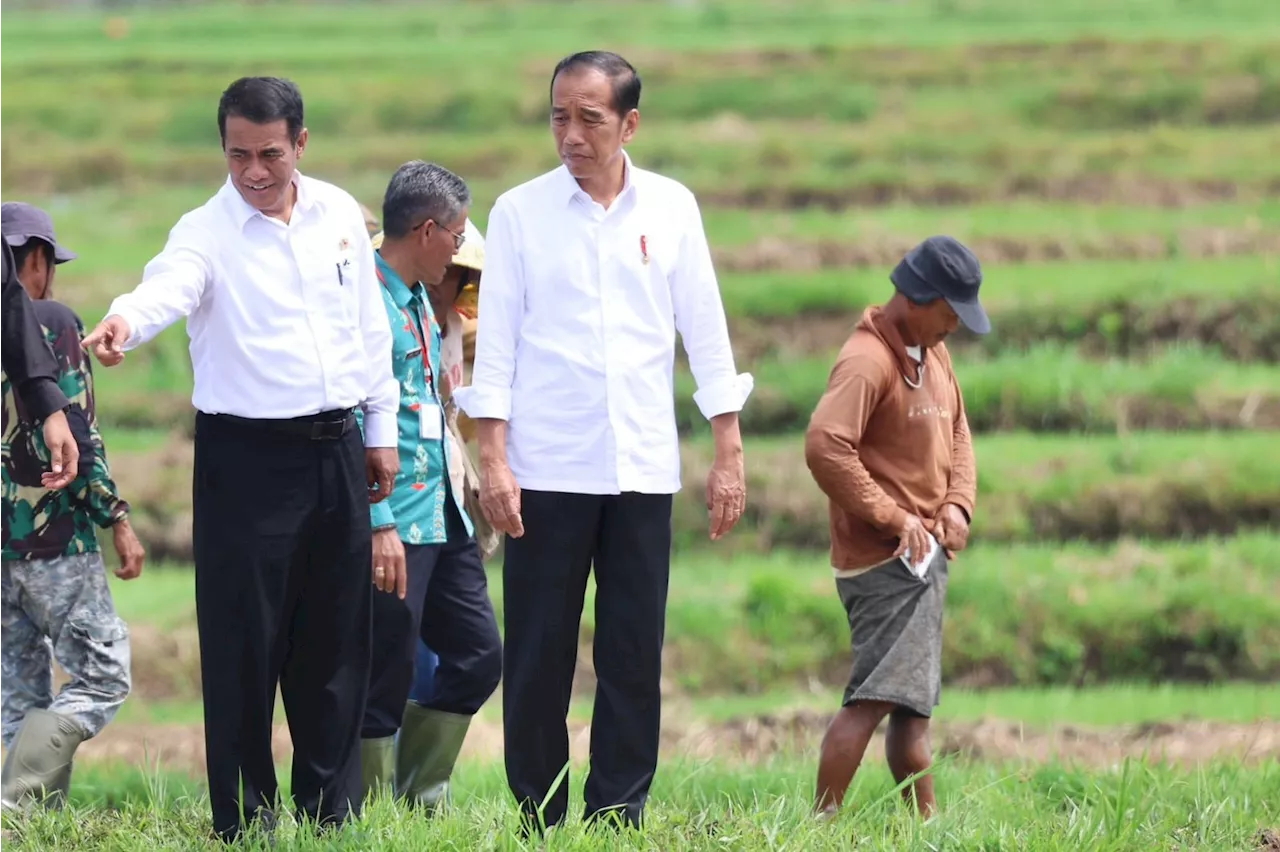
{"left": 106, "top": 171, "right": 399, "bottom": 446}
{"left": 454, "top": 152, "right": 753, "bottom": 494}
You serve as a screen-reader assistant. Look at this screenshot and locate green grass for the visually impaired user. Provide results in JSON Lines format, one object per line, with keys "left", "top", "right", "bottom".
{"left": 936, "top": 683, "right": 1280, "bottom": 727}
{"left": 63, "top": 255, "right": 1278, "bottom": 434}
{"left": 716, "top": 255, "right": 1280, "bottom": 318}
{"left": 679, "top": 683, "right": 1280, "bottom": 727}
{"left": 660, "top": 537, "right": 1280, "bottom": 690}
{"left": 656, "top": 535, "right": 1280, "bottom": 692}
{"left": 108, "top": 567, "right": 193, "bottom": 630}
{"left": 108, "top": 533, "right": 1280, "bottom": 696}
{"left": 101, "top": 430, "right": 1280, "bottom": 570}
{"left": 678, "top": 343, "right": 1280, "bottom": 436}
{"left": 6, "top": 1, "right": 1278, "bottom": 432}
{"left": 701, "top": 200, "right": 1280, "bottom": 247}
{"left": 8, "top": 758, "right": 1278, "bottom": 851}
{"left": 8, "top": 111, "right": 1279, "bottom": 201}
{"left": 677, "top": 430, "right": 1280, "bottom": 548}
{"left": 84, "top": 331, "right": 1280, "bottom": 436}
{"left": 5, "top": 1, "right": 1280, "bottom": 201}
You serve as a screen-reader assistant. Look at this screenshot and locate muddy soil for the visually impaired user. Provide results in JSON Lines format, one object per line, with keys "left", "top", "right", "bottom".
{"left": 74, "top": 713, "right": 1280, "bottom": 777}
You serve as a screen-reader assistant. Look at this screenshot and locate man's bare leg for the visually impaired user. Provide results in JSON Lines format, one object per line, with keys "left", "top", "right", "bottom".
{"left": 885, "top": 712, "right": 936, "bottom": 817}
{"left": 814, "top": 700, "right": 894, "bottom": 816}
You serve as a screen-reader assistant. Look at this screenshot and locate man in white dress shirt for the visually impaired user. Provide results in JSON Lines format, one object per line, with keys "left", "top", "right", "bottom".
{"left": 454, "top": 51, "right": 752, "bottom": 832}
{"left": 81, "top": 77, "right": 399, "bottom": 842}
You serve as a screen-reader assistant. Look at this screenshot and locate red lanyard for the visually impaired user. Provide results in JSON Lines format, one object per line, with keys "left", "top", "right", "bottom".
{"left": 376, "top": 265, "right": 438, "bottom": 397}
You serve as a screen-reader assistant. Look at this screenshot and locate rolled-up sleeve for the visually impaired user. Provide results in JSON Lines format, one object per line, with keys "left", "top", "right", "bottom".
{"left": 453, "top": 197, "right": 522, "bottom": 421}
{"left": 671, "top": 191, "right": 753, "bottom": 419}
{"left": 351, "top": 210, "right": 398, "bottom": 448}
{"left": 109, "top": 216, "right": 211, "bottom": 351}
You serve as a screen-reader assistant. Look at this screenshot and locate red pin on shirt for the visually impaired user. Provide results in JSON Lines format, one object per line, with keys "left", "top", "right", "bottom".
{"left": 640, "top": 235, "right": 650, "bottom": 265}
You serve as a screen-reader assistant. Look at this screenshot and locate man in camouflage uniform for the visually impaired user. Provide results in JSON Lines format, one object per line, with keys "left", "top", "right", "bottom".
{"left": 0, "top": 203, "right": 146, "bottom": 814}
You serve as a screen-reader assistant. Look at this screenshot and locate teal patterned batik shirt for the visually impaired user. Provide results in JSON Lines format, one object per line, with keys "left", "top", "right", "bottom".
{"left": 356, "top": 252, "right": 472, "bottom": 545}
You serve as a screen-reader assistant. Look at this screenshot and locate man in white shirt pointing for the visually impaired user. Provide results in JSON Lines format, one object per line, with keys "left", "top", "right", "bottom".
{"left": 82, "top": 76, "right": 399, "bottom": 843}
{"left": 454, "top": 50, "right": 752, "bottom": 833}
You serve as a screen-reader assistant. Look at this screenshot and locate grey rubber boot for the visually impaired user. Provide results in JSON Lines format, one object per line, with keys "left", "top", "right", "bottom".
{"left": 394, "top": 702, "right": 472, "bottom": 813}
{"left": 360, "top": 735, "right": 397, "bottom": 804}
{"left": 1, "top": 709, "right": 85, "bottom": 815}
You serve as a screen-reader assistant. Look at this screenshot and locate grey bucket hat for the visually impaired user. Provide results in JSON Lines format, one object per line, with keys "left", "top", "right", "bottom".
{"left": 1, "top": 202, "right": 77, "bottom": 263}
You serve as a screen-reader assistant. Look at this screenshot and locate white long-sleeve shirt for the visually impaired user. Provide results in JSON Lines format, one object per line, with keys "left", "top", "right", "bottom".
{"left": 106, "top": 172, "right": 399, "bottom": 447}
{"left": 453, "top": 153, "right": 753, "bottom": 494}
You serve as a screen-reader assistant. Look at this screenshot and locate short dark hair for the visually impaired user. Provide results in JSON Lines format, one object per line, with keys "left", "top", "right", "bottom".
{"left": 550, "top": 51, "right": 641, "bottom": 117}
{"left": 217, "top": 76, "right": 305, "bottom": 145}
{"left": 11, "top": 238, "right": 54, "bottom": 272}
{"left": 381, "top": 161, "right": 471, "bottom": 240}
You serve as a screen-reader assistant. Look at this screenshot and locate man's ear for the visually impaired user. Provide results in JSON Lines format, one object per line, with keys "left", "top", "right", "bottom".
{"left": 621, "top": 109, "right": 639, "bottom": 144}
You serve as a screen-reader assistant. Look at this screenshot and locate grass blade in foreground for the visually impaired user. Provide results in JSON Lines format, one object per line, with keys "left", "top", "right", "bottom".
{"left": 13, "top": 758, "right": 1278, "bottom": 851}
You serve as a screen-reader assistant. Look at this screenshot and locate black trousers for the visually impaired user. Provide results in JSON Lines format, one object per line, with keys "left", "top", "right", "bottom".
{"left": 363, "top": 497, "right": 502, "bottom": 738}
{"left": 503, "top": 489, "right": 673, "bottom": 830}
{"left": 192, "top": 411, "right": 372, "bottom": 841}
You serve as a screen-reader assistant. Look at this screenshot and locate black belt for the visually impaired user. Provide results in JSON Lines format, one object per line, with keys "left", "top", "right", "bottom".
{"left": 204, "top": 408, "right": 357, "bottom": 441}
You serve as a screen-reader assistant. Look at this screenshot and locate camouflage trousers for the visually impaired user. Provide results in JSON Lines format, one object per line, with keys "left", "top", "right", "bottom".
{"left": 0, "top": 553, "right": 132, "bottom": 749}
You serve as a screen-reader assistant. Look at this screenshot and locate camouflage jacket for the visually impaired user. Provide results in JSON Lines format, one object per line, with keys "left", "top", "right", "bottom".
{"left": 2, "top": 300, "right": 129, "bottom": 560}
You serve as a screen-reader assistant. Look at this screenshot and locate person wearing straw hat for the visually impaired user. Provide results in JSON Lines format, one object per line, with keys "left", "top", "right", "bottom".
{"left": 805, "top": 235, "right": 987, "bottom": 820}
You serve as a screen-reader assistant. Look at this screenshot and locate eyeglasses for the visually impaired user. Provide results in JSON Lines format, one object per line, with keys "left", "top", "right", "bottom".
{"left": 438, "top": 223, "right": 466, "bottom": 250}
{"left": 413, "top": 219, "right": 466, "bottom": 250}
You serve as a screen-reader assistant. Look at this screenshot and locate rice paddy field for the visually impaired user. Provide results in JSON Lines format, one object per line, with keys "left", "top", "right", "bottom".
{"left": 1, "top": 0, "right": 1278, "bottom": 849}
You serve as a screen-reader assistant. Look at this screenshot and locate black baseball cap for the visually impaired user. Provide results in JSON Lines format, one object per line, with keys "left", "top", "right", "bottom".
{"left": 890, "top": 235, "right": 990, "bottom": 335}
{"left": 1, "top": 202, "right": 77, "bottom": 263}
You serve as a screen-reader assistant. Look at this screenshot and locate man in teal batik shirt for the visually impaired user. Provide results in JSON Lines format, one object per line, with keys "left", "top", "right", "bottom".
{"left": 356, "top": 162, "right": 501, "bottom": 812}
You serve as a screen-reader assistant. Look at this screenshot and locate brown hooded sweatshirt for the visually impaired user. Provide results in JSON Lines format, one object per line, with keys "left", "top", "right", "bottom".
{"left": 804, "top": 306, "right": 977, "bottom": 576}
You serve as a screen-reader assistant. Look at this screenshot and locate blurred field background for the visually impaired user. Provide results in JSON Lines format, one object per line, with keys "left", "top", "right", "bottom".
{"left": 2, "top": 0, "right": 1279, "bottom": 848}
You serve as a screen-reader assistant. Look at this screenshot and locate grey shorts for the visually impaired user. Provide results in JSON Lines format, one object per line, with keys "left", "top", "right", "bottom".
{"left": 835, "top": 547, "right": 949, "bottom": 718}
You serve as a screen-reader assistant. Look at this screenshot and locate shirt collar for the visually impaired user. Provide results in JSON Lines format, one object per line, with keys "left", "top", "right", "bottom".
{"left": 224, "top": 170, "right": 319, "bottom": 231}
{"left": 374, "top": 250, "right": 422, "bottom": 311}
{"left": 556, "top": 149, "right": 636, "bottom": 207}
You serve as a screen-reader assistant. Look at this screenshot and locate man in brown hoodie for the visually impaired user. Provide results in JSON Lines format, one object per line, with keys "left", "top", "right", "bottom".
{"left": 804, "top": 235, "right": 988, "bottom": 818}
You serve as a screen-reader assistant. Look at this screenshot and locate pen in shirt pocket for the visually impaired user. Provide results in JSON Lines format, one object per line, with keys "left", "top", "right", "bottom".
{"left": 336, "top": 262, "right": 344, "bottom": 286}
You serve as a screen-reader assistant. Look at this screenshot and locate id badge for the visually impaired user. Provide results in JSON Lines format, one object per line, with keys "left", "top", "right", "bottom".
{"left": 420, "top": 403, "right": 443, "bottom": 441}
